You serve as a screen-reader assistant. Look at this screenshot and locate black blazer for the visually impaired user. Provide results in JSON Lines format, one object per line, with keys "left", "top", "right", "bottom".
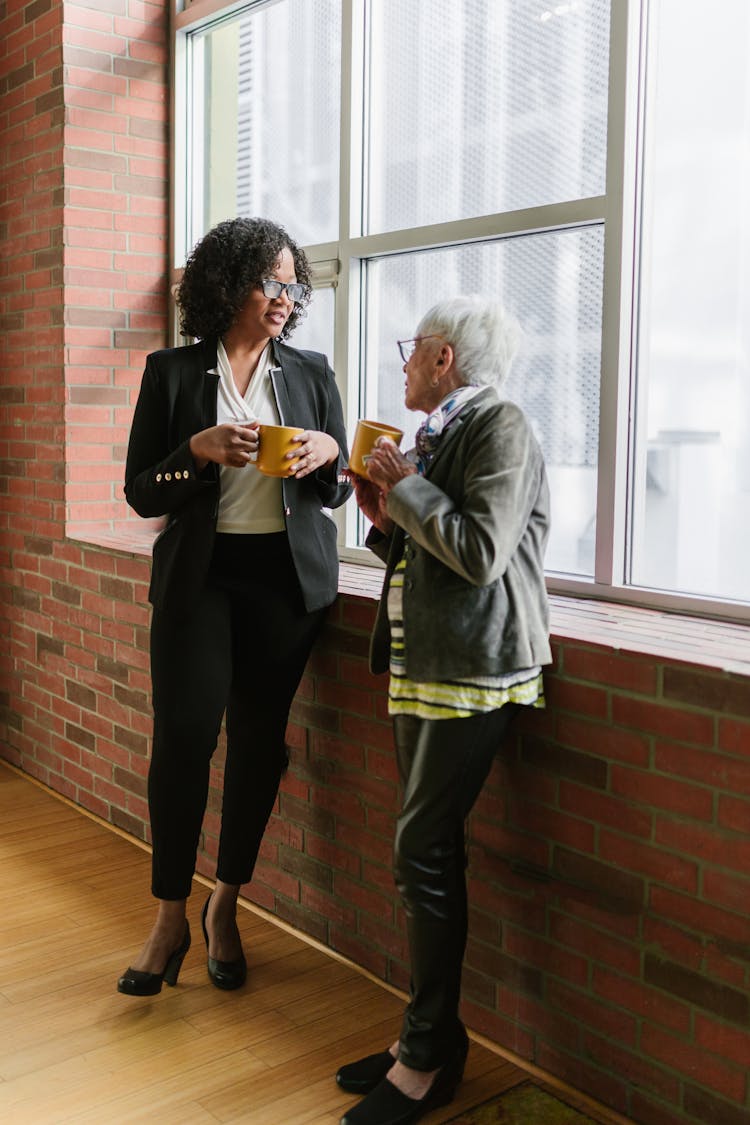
{"left": 124, "top": 337, "right": 352, "bottom": 618}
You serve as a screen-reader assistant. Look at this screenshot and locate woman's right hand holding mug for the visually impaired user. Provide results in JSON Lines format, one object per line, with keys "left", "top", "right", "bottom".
{"left": 189, "top": 422, "right": 259, "bottom": 470}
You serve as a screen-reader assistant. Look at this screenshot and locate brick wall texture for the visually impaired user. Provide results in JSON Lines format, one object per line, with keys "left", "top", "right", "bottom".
{"left": 1, "top": 5, "right": 749, "bottom": 1125}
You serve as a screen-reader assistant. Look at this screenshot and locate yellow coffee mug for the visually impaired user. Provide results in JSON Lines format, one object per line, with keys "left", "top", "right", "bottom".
{"left": 256, "top": 424, "right": 304, "bottom": 477}
{"left": 349, "top": 419, "right": 404, "bottom": 479}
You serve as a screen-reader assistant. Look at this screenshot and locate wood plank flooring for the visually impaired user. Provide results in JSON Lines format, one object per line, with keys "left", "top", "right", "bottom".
{"left": 0, "top": 762, "right": 624, "bottom": 1124}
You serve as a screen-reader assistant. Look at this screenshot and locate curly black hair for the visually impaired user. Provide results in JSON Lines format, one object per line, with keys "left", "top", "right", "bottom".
{"left": 176, "top": 217, "right": 312, "bottom": 341}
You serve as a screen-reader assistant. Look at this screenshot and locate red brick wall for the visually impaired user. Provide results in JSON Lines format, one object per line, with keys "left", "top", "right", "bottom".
{"left": 63, "top": 0, "right": 168, "bottom": 532}
{"left": 0, "top": 0, "right": 168, "bottom": 540}
{"left": 0, "top": 0, "right": 168, "bottom": 812}
{"left": 2, "top": 6, "right": 750, "bottom": 1125}
{"left": 0, "top": 0, "right": 66, "bottom": 553}
{"left": 2, "top": 0, "right": 65, "bottom": 776}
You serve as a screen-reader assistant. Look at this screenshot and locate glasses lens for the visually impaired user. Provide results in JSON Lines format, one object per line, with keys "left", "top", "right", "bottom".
{"left": 262, "top": 279, "right": 307, "bottom": 302}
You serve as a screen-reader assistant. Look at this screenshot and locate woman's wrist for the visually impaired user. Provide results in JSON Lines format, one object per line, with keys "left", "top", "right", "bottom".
{"left": 323, "top": 434, "right": 339, "bottom": 466}
{"left": 189, "top": 434, "right": 208, "bottom": 471}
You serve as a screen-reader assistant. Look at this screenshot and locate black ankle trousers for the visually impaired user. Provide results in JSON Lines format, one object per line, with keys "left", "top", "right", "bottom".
{"left": 392, "top": 704, "right": 520, "bottom": 1071}
{"left": 147, "top": 532, "right": 326, "bottom": 900}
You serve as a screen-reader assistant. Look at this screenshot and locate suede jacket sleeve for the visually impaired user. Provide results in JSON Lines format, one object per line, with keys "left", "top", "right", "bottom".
{"left": 386, "top": 397, "right": 545, "bottom": 587}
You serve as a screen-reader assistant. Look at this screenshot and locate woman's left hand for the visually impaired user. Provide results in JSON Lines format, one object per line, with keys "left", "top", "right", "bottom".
{"left": 366, "top": 438, "right": 417, "bottom": 495}
{"left": 291, "top": 430, "right": 339, "bottom": 478}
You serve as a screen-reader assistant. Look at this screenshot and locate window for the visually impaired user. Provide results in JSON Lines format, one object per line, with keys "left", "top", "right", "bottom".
{"left": 173, "top": 0, "right": 750, "bottom": 619}
{"left": 630, "top": 0, "right": 750, "bottom": 605}
{"left": 361, "top": 231, "right": 604, "bottom": 578}
{"left": 182, "top": 0, "right": 341, "bottom": 246}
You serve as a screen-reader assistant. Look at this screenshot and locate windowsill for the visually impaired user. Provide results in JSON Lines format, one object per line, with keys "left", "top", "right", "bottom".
{"left": 68, "top": 525, "right": 750, "bottom": 677}
{"left": 544, "top": 592, "right": 750, "bottom": 675}
{"left": 68, "top": 519, "right": 164, "bottom": 555}
{"left": 339, "top": 563, "right": 750, "bottom": 676}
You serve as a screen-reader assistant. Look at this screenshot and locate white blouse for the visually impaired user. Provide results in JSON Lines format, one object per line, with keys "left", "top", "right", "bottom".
{"left": 214, "top": 340, "right": 286, "bottom": 534}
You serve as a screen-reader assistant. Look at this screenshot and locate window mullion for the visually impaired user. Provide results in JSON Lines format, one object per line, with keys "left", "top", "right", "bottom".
{"left": 334, "top": 0, "right": 363, "bottom": 552}
{"left": 595, "top": 0, "right": 643, "bottom": 588}
{"left": 345, "top": 201, "right": 607, "bottom": 263}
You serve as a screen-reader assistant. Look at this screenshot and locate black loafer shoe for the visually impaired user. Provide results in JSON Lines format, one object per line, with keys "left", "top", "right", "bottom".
{"left": 336, "top": 1022, "right": 468, "bottom": 1097}
{"left": 201, "top": 896, "right": 247, "bottom": 990}
{"left": 339, "top": 1027, "right": 468, "bottom": 1125}
{"left": 339, "top": 1066, "right": 457, "bottom": 1125}
{"left": 336, "top": 1049, "right": 396, "bottom": 1094}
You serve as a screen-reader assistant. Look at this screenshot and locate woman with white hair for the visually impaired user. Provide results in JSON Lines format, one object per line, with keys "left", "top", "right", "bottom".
{"left": 336, "top": 296, "right": 552, "bottom": 1125}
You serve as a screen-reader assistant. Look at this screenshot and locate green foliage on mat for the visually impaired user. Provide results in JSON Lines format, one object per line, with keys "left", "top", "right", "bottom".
{"left": 447, "top": 1081, "right": 598, "bottom": 1124}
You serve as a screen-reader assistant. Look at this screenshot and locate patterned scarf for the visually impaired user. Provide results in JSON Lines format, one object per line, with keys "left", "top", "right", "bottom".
{"left": 412, "top": 384, "right": 483, "bottom": 474}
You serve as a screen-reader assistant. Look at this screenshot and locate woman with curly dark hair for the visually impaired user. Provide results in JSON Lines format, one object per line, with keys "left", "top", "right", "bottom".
{"left": 117, "top": 217, "right": 351, "bottom": 996}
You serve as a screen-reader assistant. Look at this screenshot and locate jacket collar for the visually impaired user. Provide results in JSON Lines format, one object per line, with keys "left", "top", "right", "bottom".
{"left": 200, "top": 335, "right": 285, "bottom": 373}
{"left": 423, "top": 385, "right": 497, "bottom": 476}
{"left": 200, "top": 336, "right": 219, "bottom": 372}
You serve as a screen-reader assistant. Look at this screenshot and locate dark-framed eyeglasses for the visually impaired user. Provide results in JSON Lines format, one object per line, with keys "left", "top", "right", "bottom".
{"left": 261, "top": 278, "right": 309, "bottom": 303}
{"left": 397, "top": 335, "right": 446, "bottom": 364}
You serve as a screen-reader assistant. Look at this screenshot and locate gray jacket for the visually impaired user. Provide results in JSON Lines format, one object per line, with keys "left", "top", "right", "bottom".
{"left": 367, "top": 386, "right": 552, "bottom": 679}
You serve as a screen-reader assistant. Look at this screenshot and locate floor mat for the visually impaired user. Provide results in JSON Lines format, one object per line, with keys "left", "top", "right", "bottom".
{"left": 447, "top": 1081, "right": 599, "bottom": 1124}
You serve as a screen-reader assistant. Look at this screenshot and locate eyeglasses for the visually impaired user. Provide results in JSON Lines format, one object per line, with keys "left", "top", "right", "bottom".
{"left": 397, "top": 335, "right": 446, "bottom": 364}
{"left": 261, "top": 278, "right": 309, "bottom": 303}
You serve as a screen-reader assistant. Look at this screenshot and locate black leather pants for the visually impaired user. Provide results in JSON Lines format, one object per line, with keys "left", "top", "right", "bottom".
{"left": 148, "top": 533, "right": 326, "bottom": 900}
{"left": 392, "top": 704, "right": 520, "bottom": 1071}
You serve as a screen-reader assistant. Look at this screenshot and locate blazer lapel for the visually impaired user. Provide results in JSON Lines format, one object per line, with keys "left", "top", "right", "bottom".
{"left": 201, "top": 337, "right": 220, "bottom": 428}
{"left": 270, "top": 340, "right": 294, "bottom": 425}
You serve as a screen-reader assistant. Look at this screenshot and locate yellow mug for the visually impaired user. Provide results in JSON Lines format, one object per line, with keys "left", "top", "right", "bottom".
{"left": 256, "top": 423, "right": 304, "bottom": 477}
{"left": 349, "top": 419, "right": 404, "bottom": 479}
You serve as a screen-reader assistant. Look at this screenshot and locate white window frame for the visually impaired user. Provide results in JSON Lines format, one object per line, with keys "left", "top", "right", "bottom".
{"left": 169, "top": 0, "right": 749, "bottom": 624}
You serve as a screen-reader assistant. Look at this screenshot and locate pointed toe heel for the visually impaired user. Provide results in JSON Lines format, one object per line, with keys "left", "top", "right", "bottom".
{"left": 117, "top": 921, "right": 191, "bottom": 996}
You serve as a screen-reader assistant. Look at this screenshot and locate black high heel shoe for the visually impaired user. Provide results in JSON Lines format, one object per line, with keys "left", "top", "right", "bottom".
{"left": 117, "top": 921, "right": 191, "bottom": 996}
{"left": 201, "top": 894, "right": 247, "bottom": 990}
{"left": 339, "top": 1027, "right": 469, "bottom": 1125}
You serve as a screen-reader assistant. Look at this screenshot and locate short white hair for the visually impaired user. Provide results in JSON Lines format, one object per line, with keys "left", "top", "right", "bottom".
{"left": 417, "top": 296, "right": 522, "bottom": 389}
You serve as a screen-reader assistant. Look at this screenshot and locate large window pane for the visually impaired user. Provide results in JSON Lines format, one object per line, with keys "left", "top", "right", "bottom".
{"left": 189, "top": 0, "right": 341, "bottom": 247}
{"left": 289, "top": 286, "right": 335, "bottom": 361}
{"left": 364, "top": 0, "right": 610, "bottom": 235}
{"left": 362, "top": 228, "right": 604, "bottom": 575}
{"left": 630, "top": 0, "right": 750, "bottom": 602}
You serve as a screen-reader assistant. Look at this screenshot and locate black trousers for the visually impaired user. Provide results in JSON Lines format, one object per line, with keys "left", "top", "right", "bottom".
{"left": 393, "top": 704, "right": 520, "bottom": 1071}
{"left": 148, "top": 533, "right": 326, "bottom": 900}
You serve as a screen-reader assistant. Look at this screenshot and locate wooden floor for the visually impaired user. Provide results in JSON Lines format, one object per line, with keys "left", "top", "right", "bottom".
{"left": 0, "top": 762, "right": 624, "bottom": 1124}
